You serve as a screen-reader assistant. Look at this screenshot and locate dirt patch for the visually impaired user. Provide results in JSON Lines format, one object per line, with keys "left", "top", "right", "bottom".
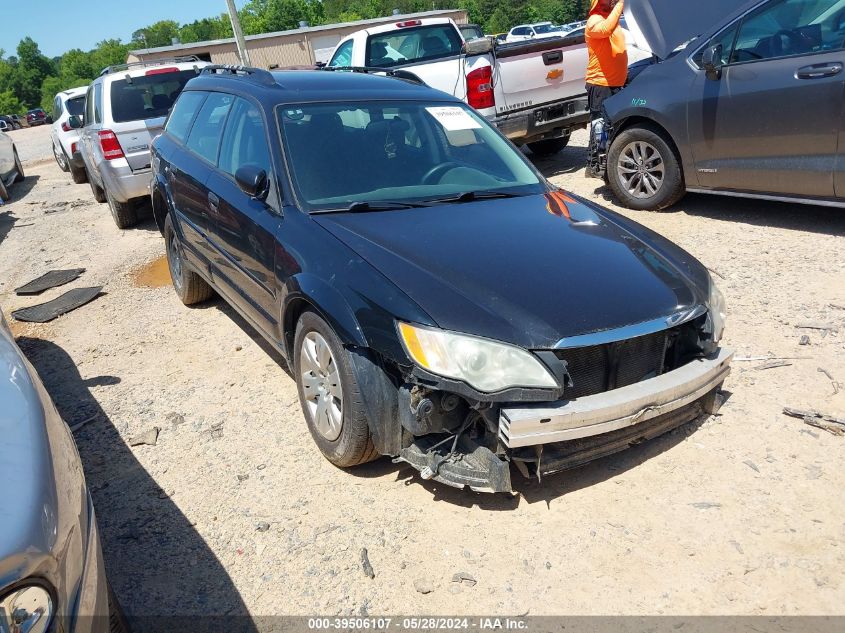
{"left": 131, "top": 255, "right": 171, "bottom": 288}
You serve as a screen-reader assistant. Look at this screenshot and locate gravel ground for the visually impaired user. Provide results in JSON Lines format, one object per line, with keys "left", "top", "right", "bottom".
{"left": 2, "top": 124, "right": 844, "bottom": 622}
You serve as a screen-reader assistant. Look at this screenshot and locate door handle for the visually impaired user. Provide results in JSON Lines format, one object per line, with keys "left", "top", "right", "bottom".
{"left": 207, "top": 192, "right": 220, "bottom": 211}
{"left": 796, "top": 62, "right": 843, "bottom": 79}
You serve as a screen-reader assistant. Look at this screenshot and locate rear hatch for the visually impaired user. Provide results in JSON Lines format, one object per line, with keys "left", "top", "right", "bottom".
{"left": 108, "top": 67, "right": 202, "bottom": 171}
{"left": 625, "top": 0, "right": 757, "bottom": 59}
{"left": 493, "top": 36, "right": 587, "bottom": 112}
{"left": 363, "top": 22, "right": 467, "bottom": 96}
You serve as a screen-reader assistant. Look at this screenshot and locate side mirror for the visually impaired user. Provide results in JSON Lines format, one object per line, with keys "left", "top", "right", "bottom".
{"left": 68, "top": 115, "right": 83, "bottom": 129}
{"left": 235, "top": 165, "right": 269, "bottom": 200}
{"left": 702, "top": 44, "right": 723, "bottom": 81}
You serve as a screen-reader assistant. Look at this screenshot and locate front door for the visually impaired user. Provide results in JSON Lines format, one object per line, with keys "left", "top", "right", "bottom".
{"left": 689, "top": 0, "right": 845, "bottom": 198}
{"left": 205, "top": 97, "right": 281, "bottom": 335}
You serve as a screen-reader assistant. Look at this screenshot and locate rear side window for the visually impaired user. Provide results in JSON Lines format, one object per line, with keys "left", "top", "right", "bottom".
{"left": 66, "top": 96, "right": 85, "bottom": 117}
{"left": 219, "top": 98, "right": 271, "bottom": 177}
{"left": 94, "top": 83, "right": 103, "bottom": 123}
{"left": 109, "top": 69, "right": 199, "bottom": 123}
{"left": 365, "top": 24, "right": 463, "bottom": 67}
{"left": 52, "top": 96, "right": 62, "bottom": 122}
{"left": 166, "top": 92, "right": 207, "bottom": 143}
{"left": 186, "top": 93, "right": 234, "bottom": 164}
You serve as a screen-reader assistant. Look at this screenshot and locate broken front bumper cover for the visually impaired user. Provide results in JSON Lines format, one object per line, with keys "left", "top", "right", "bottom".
{"left": 499, "top": 347, "right": 733, "bottom": 448}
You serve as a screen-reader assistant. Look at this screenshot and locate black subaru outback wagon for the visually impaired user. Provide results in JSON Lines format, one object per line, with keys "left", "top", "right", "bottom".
{"left": 150, "top": 66, "right": 731, "bottom": 493}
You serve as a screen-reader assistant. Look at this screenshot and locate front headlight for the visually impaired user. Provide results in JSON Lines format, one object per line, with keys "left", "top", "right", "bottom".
{"left": 398, "top": 322, "right": 558, "bottom": 393}
{"left": 0, "top": 584, "right": 54, "bottom": 633}
{"left": 708, "top": 277, "right": 727, "bottom": 343}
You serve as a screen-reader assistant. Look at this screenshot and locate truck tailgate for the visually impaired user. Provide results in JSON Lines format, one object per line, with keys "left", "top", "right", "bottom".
{"left": 493, "top": 37, "right": 587, "bottom": 115}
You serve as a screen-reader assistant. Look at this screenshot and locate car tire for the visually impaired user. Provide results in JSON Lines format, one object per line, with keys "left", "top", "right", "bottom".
{"left": 164, "top": 213, "right": 214, "bottom": 305}
{"left": 89, "top": 174, "right": 107, "bottom": 203}
{"left": 106, "top": 190, "right": 138, "bottom": 229}
{"left": 607, "top": 125, "right": 685, "bottom": 210}
{"left": 53, "top": 144, "right": 69, "bottom": 172}
{"left": 13, "top": 150, "right": 24, "bottom": 183}
{"left": 70, "top": 160, "right": 88, "bottom": 184}
{"left": 527, "top": 135, "right": 570, "bottom": 157}
{"left": 294, "top": 310, "right": 379, "bottom": 468}
{"left": 0, "top": 176, "right": 9, "bottom": 202}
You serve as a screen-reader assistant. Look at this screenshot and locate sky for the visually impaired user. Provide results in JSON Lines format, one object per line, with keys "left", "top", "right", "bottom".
{"left": 2, "top": 0, "right": 230, "bottom": 58}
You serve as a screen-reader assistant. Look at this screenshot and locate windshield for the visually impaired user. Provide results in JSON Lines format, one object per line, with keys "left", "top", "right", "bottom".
{"left": 277, "top": 101, "right": 544, "bottom": 211}
{"left": 110, "top": 69, "right": 197, "bottom": 123}
{"left": 534, "top": 24, "right": 554, "bottom": 34}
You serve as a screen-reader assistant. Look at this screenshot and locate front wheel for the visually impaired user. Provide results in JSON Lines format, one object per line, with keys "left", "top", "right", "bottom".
{"left": 294, "top": 311, "right": 379, "bottom": 468}
{"left": 527, "top": 135, "right": 570, "bottom": 157}
{"left": 607, "top": 126, "right": 685, "bottom": 210}
{"left": 13, "top": 150, "right": 24, "bottom": 183}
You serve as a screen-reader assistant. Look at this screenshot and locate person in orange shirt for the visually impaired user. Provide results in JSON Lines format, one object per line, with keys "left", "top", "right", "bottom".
{"left": 585, "top": 0, "right": 627, "bottom": 177}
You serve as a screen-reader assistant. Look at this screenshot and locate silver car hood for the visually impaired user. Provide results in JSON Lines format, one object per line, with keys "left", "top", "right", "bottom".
{"left": 625, "top": 0, "right": 759, "bottom": 60}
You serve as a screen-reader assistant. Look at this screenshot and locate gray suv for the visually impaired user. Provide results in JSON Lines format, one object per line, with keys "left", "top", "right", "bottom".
{"left": 599, "top": 0, "right": 845, "bottom": 210}
{"left": 74, "top": 57, "right": 208, "bottom": 227}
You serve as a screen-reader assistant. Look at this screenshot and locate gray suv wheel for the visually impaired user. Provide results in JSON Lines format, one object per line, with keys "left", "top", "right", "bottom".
{"left": 607, "top": 126, "right": 685, "bottom": 210}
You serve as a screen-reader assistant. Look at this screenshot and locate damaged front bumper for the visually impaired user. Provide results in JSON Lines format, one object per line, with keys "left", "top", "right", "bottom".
{"left": 394, "top": 348, "right": 732, "bottom": 493}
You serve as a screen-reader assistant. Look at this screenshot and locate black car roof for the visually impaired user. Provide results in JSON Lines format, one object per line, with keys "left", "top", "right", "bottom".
{"left": 183, "top": 69, "right": 462, "bottom": 106}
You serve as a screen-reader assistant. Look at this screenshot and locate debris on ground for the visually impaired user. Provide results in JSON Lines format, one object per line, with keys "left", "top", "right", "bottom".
{"left": 452, "top": 572, "right": 477, "bottom": 587}
{"left": 743, "top": 460, "right": 760, "bottom": 473}
{"left": 754, "top": 360, "right": 792, "bottom": 371}
{"left": 360, "top": 548, "right": 375, "bottom": 579}
{"left": 413, "top": 579, "right": 435, "bottom": 594}
{"left": 11, "top": 286, "right": 103, "bottom": 322}
{"left": 165, "top": 412, "right": 185, "bottom": 429}
{"left": 15, "top": 268, "right": 86, "bottom": 295}
{"left": 256, "top": 522, "right": 271, "bottom": 532}
{"left": 794, "top": 322, "right": 838, "bottom": 333}
{"left": 129, "top": 427, "right": 160, "bottom": 447}
{"left": 690, "top": 502, "right": 722, "bottom": 510}
{"left": 783, "top": 407, "right": 845, "bottom": 436}
{"left": 817, "top": 367, "right": 840, "bottom": 395}
{"left": 69, "top": 413, "right": 99, "bottom": 433}
{"left": 799, "top": 335, "right": 811, "bottom": 346}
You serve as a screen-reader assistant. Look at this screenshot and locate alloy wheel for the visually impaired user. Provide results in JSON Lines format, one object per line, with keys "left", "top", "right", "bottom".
{"left": 617, "top": 141, "right": 665, "bottom": 199}
{"left": 167, "top": 233, "right": 184, "bottom": 293}
{"left": 300, "top": 331, "right": 343, "bottom": 441}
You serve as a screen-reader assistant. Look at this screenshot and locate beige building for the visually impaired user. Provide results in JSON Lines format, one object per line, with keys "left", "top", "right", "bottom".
{"left": 126, "top": 10, "right": 468, "bottom": 68}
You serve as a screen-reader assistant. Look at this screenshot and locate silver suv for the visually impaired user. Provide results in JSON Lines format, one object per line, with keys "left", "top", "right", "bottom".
{"left": 73, "top": 56, "right": 209, "bottom": 228}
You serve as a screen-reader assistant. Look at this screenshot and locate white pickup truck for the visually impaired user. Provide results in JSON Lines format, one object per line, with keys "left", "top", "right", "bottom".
{"left": 326, "top": 17, "right": 593, "bottom": 156}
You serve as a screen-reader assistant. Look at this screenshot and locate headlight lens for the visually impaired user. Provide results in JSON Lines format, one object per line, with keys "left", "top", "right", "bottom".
{"left": 398, "top": 322, "right": 558, "bottom": 392}
{"left": 0, "top": 584, "right": 54, "bottom": 633}
{"left": 708, "top": 277, "right": 727, "bottom": 343}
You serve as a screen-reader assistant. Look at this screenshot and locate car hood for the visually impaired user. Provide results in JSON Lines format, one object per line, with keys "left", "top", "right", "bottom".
{"left": 625, "top": 0, "right": 757, "bottom": 60}
{"left": 314, "top": 193, "right": 706, "bottom": 350}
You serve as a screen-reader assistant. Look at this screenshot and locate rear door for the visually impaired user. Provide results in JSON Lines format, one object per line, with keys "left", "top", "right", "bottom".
{"left": 80, "top": 82, "right": 104, "bottom": 183}
{"left": 174, "top": 92, "right": 234, "bottom": 258}
{"left": 108, "top": 67, "right": 202, "bottom": 172}
{"left": 205, "top": 97, "right": 281, "bottom": 333}
{"left": 688, "top": 0, "right": 845, "bottom": 198}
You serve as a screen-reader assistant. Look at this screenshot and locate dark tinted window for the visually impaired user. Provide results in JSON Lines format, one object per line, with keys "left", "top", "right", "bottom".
{"left": 166, "top": 91, "right": 207, "bottom": 142}
{"left": 219, "top": 98, "right": 271, "bottom": 177}
{"left": 365, "top": 24, "right": 463, "bottom": 67}
{"left": 66, "top": 96, "right": 85, "bottom": 117}
{"left": 186, "top": 93, "right": 234, "bottom": 164}
{"left": 109, "top": 69, "right": 198, "bottom": 123}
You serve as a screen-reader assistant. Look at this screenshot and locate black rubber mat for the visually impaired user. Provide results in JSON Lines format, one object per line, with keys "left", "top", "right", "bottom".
{"left": 15, "top": 268, "right": 86, "bottom": 295}
{"left": 12, "top": 287, "right": 103, "bottom": 323}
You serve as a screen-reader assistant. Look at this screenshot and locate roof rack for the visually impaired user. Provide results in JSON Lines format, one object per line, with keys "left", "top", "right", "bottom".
{"left": 318, "top": 66, "right": 426, "bottom": 86}
{"left": 200, "top": 64, "right": 277, "bottom": 86}
{"left": 100, "top": 55, "right": 202, "bottom": 76}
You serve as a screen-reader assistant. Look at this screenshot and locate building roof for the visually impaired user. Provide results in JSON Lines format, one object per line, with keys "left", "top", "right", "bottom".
{"left": 128, "top": 10, "right": 464, "bottom": 56}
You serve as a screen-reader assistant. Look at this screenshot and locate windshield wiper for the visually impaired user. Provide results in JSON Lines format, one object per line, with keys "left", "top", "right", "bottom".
{"left": 424, "top": 191, "right": 523, "bottom": 205}
{"left": 313, "top": 200, "right": 429, "bottom": 214}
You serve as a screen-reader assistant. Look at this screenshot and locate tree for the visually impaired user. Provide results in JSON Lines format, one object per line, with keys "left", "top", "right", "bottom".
{"left": 58, "top": 49, "right": 94, "bottom": 82}
{"left": 89, "top": 40, "right": 130, "bottom": 75}
{"left": 0, "top": 89, "right": 23, "bottom": 115}
{"left": 131, "top": 20, "right": 181, "bottom": 48}
{"left": 179, "top": 14, "right": 233, "bottom": 43}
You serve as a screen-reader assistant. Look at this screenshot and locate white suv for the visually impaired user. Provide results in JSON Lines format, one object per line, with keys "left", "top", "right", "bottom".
{"left": 72, "top": 56, "right": 209, "bottom": 228}
{"left": 50, "top": 86, "right": 89, "bottom": 184}
{"left": 505, "top": 22, "right": 557, "bottom": 43}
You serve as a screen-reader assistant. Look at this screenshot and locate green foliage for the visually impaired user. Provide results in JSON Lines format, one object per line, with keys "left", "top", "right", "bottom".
{"left": 179, "top": 14, "right": 233, "bottom": 44}
{"left": 131, "top": 20, "right": 181, "bottom": 48}
{"left": 0, "top": 89, "right": 23, "bottom": 115}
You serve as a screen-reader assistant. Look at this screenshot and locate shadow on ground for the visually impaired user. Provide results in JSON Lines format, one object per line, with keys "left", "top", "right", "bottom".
{"left": 8, "top": 173, "right": 41, "bottom": 203}
{"left": 18, "top": 336, "right": 258, "bottom": 633}
{"left": 528, "top": 144, "right": 588, "bottom": 178}
{"left": 0, "top": 209, "right": 16, "bottom": 247}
